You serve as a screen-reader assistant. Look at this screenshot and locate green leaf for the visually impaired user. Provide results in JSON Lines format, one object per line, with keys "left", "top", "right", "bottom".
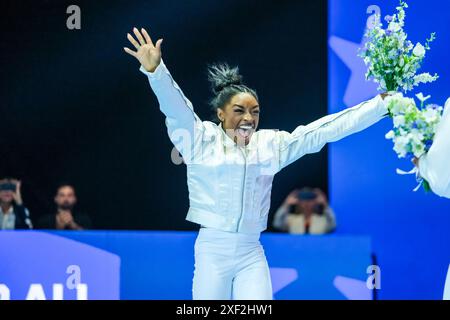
{"left": 422, "top": 179, "right": 431, "bottom": 193}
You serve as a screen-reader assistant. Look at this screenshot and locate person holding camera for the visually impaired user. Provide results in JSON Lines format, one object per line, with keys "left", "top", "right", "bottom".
{"left": 273, "top": 187, "right": 336, "bottom": 234}
{"left": 0, "top": 178, "right": 33, "bottom": 230}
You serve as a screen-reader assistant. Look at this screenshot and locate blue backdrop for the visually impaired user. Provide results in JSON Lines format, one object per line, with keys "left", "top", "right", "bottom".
{"left": 328, "top": 0, "right": 450, "bottom": 299}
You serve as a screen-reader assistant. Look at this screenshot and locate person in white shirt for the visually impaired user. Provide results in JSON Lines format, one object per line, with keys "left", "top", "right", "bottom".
{"left": 124, "top": 27, "right": 390, "bottom": 300}
{"left": 0, "top": 178, "right": 32, "bottom": 230}
{"left": 414, "top": 98, "right": 450, "bottom": 198}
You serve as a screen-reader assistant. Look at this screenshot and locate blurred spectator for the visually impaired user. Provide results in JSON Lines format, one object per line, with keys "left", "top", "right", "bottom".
{"left": 0, "top": 178, "right": 32, "bottom": 230}
{"left": 37, "top": 184, "right": 92, "bottom": 230}
{"left": 273, "top": 187, "right": 336, "bottom": 234}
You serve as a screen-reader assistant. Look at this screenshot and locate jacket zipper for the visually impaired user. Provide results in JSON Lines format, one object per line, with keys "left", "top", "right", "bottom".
{"left": 236, "top": 144, "right": 247, "bottom": 232}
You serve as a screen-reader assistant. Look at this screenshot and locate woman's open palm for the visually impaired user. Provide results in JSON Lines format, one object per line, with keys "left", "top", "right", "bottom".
{"left": 124, "top": 27, "right": 163, "bottom": 72}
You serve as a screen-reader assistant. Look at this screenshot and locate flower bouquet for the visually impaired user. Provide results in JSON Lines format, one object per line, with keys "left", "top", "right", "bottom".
{"left": 358, "top": 0, "right": 442, "bottom": 192}
{"left": 358, "top": 0, "right": 438, "bottom": 93}
{"left": 384, "top": 93, "right": 444, "bottom": 191}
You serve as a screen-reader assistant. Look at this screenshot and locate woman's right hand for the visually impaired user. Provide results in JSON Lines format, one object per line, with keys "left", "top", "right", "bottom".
{"left": 124, "top": 27, "right": 163, "bottom": 73}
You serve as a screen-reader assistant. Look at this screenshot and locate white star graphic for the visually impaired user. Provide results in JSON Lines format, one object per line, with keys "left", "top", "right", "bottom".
{"left": 329, "top": 35, "right": 379, "bottom": 107}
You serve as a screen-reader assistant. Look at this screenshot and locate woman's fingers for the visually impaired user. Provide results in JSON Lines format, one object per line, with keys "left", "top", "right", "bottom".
{"left": 141, "top": 28, "right": 154, "bottom": 47}
{"left": 123, "top": 47, "right": 137, "bottom": 57}
{"left": 125, "top": 27, "right": 160, "bottom": 63}
{"left": 133, "top": 27, "right": 146, "bottom": 46}
{"left": 155, "top": 38, "right": 163, "bottom": 52}
{"left": 127, "top": 33, "right": 140, "bottom": 50}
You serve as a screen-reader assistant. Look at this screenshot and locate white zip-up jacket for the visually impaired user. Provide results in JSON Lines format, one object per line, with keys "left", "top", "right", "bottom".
{"left": 140, "top": 59, "right": 388, "bottom": 233}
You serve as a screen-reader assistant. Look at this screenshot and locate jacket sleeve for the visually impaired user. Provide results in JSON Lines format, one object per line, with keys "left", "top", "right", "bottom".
{"left": 418, "top": 98, "right": 450, "bottom": 198}
{"left": 140, "top": 59, "right": 205, "bottom": 163}
{"left": 275, "top": 95, "right": 388, "bottom": 170}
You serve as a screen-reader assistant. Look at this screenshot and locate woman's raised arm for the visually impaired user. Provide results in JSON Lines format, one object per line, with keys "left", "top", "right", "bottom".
{"left": 124, "top": 27, "right": 204, "bottom": 162}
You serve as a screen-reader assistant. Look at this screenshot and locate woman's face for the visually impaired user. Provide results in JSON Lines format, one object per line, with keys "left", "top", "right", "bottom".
{"left": 0, "top": 190, "right": 14, "bottom": 205}
{"left": 217, "top": 92, "right": 260, "bottom": 146}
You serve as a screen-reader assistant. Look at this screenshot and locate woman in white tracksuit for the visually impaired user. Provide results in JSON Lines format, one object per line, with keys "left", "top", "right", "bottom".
{"left": 124, "top": 27, "right": 391, "bottom": 300}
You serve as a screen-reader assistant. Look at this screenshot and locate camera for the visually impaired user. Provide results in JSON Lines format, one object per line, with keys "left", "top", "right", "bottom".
{"left": 0, "top": 182, "right": 16, "bottom": 192}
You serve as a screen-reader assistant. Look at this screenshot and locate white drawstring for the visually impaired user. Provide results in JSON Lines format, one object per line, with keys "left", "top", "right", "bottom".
{"left": 396, "top": 167, "right": 418, "bottom": 175}
{"left": 395, "top": 166, "right": 422, "bottom": 192}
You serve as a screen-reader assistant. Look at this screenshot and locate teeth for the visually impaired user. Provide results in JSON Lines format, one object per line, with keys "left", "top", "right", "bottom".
{"left": 239, "top": 125, "right": 253, "bottom": 130}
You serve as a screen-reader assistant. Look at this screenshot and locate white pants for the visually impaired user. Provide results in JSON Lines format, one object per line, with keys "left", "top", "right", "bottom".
{"left": 192, "top": 227, "right": 273, "bottom": 300}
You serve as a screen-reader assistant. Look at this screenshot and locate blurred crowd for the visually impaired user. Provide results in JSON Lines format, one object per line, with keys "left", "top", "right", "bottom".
{"left": 0, "top": 178, "right": 91, "bottom": 230}
{"left": 1, "top": 177, "right": 335, "bottom": 233}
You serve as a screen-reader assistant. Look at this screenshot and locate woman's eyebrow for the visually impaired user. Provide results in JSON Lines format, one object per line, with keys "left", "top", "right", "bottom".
{"left": 233, "top": 104, "right": 260, "bottom": 109}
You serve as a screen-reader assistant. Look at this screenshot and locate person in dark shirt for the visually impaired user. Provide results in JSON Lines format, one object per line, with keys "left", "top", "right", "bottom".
{"left": 38, "top": 184, "right": 92, "bottom": 230}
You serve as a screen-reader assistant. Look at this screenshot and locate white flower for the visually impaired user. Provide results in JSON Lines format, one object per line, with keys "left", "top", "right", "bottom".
{"left": 408, "top": 129, "right": 424, "bottom": 143}
{"left": 393, "top": 136, "right": 409, "bottom": 158}
{"left": 388, "top": 22, "right": 401, "bottom": 32}
{"left": 422, "top": 108, "right": 439, "bottom": 122}
{"left": 412, "top": 143, "right": 425, "bottom": 157}
{"left": 413, "top": 72, "right": 438, "bottom": 86}
{"left": 393, "top": 115, "right": 405, "bottom": 128}
{"left": 385, "top": 130, "right": 395, "bottom": 139}
{"left": 415, "top": 92, "right": 431, "bottom": 103}
{"left": 399, "top": 127, "right": 407, "bottom": 136}
{"left": 413, "top": 42, "right": 425, "bottom": 57}
{"left": 388, "top": 49, "right": 398, "bottom": 60}
{"left": 386, "top": 94, "right": 410, "bottom": 115}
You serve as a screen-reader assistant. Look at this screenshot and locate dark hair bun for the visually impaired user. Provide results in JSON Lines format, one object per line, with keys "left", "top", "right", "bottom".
{"left": 207, "top": 63, "right": 243, "bottom": 94}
